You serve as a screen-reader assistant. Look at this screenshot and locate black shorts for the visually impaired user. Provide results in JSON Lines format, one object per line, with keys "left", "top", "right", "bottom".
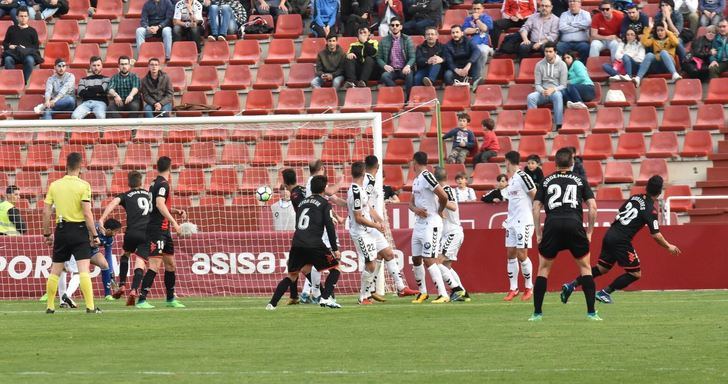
{"left": 52, "top": 222, "right": 92, "bottom": 263}
{"left": 598, "top": 234, "right": 641, "bottom": 272}
{"left": 538, "top": 218, "right": 590, "bottom": 259}
{"left": 287, "top": 246, "right": 339, "bottom": 273}
{"left": 147, "top": 230, "right": 174, "bottom": 259}
{"left": 123, "top": 231, "right": 150, "bottom": 258}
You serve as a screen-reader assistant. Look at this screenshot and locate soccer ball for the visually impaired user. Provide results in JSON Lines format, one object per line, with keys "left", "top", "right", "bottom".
{"left": 256, "top": 186, "right": 273, "bottom": 202}
{"left": 178, "top": 222, "right": 199, "bottom": 237}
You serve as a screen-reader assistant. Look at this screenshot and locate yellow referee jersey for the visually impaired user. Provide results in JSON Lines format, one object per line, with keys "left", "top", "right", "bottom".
{"left": 44, "top": 175, "right": 92, "bottom": 223}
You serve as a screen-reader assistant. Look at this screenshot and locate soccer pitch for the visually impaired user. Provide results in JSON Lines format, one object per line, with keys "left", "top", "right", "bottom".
{"left": 1, "top": 291, "right": 726, "bottom": 384}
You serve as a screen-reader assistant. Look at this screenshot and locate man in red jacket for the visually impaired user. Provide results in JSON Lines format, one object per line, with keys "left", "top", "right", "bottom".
{"left": 490, "top": 0, "right": 537, "bottom": 50}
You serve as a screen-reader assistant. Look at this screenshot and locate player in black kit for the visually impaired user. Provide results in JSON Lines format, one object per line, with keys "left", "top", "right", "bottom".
{"left": 99, "top": 171, "right": 152, "bottom": 301}
{"left": 267, "top": 175, "right": 342, "bottom": 310}
{"left": 561, "top": 175, "right": 681, "bottom": 304}
{"left": 280, "top": 168, "right": 307, "bottom": 304}
{"left": 531, "top": 148, "right": 599, "bottom": 321}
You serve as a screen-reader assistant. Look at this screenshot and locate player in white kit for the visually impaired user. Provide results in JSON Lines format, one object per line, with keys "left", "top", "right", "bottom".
{"left": 432, "top": 167, "right": 470, "bottom": 302}
{"left": 409, "top": 152, "right": 452, "bottom": 304}
{"left": 502, "top": 151, "right": 537, "bottom": 301}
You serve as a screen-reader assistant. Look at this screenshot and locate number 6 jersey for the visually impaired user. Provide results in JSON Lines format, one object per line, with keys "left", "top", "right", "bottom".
{"left": 535, "top": 171, "right": 595, "bottom": 222}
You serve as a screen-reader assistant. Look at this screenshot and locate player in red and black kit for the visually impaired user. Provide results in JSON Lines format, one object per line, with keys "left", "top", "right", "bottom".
{"left": 280, "top": 168, "right": 307, "bottom": 304}
{"left": 531, "top": 148, "right": 599, "bottom": 321}
{"left": 561, "top": 175, "right": 681, "bottom": 304}
{"left": 267, "top": 175, "right": 342, "bottom": 310}
{"left": 135, "top": 156, "right": 188, "bottom": 309}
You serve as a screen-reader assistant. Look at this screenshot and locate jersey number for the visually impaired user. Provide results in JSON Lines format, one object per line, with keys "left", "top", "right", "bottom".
{"left": 547, "top": 184, "right": 578, "bottom": 210}
{"left": 616, "top": 202, "right": 639, "bottom": 225}
{"left": 137, "top": 198, "right": 151, "bottom": 216}
{"left": 297, "top": 208, "right": 310, "bottom": 230}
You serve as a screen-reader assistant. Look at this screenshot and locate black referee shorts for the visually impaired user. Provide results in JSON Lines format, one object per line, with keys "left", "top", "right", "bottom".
{"left": 123, "top": 231, "right": 150, "bottom": 258}
{"left": 598, "top": 234, "right": 641, "bottom": 272}
{"left": 538, "top": 218, "right": 590, "bottom": 259}
{"left": 287, "top": 246, "right": 339, "bottom": 273}
{"left": 52, "top": 222, "right": 92, "bottom": 263}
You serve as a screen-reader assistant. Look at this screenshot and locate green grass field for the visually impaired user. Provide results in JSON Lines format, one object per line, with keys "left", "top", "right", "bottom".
{"left": 1, "top": 291, "right": 726, "bottom": 384}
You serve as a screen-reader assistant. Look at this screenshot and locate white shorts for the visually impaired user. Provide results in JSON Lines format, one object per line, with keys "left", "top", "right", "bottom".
{"left": 411, "top": 219, "right": 443, "bottom": 258}
{"left": 64, "top": 256, "right": 78, "bottom": 274}
{"left": 505, "top": 223, "right": 534, "bottom": 249}
{"left": 352, "top": 230, "right": 390, "bottom": 263}
{"left": 439, "top": 231, "right": 464, "bottom": 261}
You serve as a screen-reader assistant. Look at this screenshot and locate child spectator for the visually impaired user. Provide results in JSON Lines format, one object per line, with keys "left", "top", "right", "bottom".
{"left": 481, "top": 173, "right": 508, "bottom": 203}
{"left": 454, "top": 172, "right": 477, "bottom": 202}
{"left": 473, "top": 118, "right": 499, "bottom": 165}
{"left": 443, "top": 112, "right": 476, "bottom": 164}
{"left": 523, "top": 154, "right": 544, "bottom": 187}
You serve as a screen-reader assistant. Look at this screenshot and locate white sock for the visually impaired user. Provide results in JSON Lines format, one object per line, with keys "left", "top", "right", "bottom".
{"left": 370, "top": 260, "right": 383, "bottom": 294}
{"left": 67, "top": 273, "right": 80, "bottom": 297}
{"left": 449, "top": 268, "right": 463, "bottom": 290}
{"left": 520, "top": 258, "right": 533, "bottom": 289}
{"left": 302, "top": 277, "right": 312, "bottom": 295}
{"left": 359, "top": 270, "right": 374, "bottom": 301}
{"left": 427, "top": 264, "right": 448, "bottom": 297}
{"left": 310, "top": 268, "right": 321, "bottom": 297}
{"left": 438, "top": 264, "right": 458, "bottom": 290}
{"left": 507, "top": 258, "right": 519, "bottom": 291}
{"left": 413, "top": 264, "right": 427, "bottom": 294}
{"left": 57, "top": 271, "right": 67, "bottom": 299}
{"left": 385, "top": 259, "right": 406, "bottom": 291}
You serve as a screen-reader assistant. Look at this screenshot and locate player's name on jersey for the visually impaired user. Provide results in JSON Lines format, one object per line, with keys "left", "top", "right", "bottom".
{"left": 301, "top": 197, "right": 324, "bottom": 207}
{"left": 543, "top": 172, "right": 585, "bottom": 186}
{"left": 629, "top": 195, "right": 648, "bottom": 210}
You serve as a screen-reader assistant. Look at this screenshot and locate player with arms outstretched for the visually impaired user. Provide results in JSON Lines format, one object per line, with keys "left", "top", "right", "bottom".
{"left": 530, "top": 148, "right": 599, "bottom": 321}
{"left": 561, "top": 175, "right": 681, "bottom": 304}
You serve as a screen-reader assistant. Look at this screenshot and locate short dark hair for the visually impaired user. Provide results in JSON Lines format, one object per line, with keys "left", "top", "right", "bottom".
{"left": 450, "top": 24, "right": 463, "bottom": 32}
{"left": 127, "top": 171, "right": 143, "bottom": 188}
{"left": 5, "top": 185, "right": 19, "bottom": 195}
{"left": 89, "top": 56, "right": 102, "bottom": 64}
{"left": 67, "top": 152, "right": 83, "bottom": 170}
{"left": 118, "top": 55, "right": 131, "bottom": 64}
{"left": 543, "top": 41, "right": 557, "bottom": 51}
{"left": 457, "top": 112, "right": 471, "bottom": 122}
{"left": 659, "top": 0, "right": 674, "bottom": 8}
{"left": 364, "top": 155, "right": 379, "bottom": 170}
{"left": 625, "top": 3, "right": 638, "bottom": 9}
{"left": 149, "top": 57, "right": 160, "bottom": 65}
{"left": 357, "top": 26, "right": 370, "bottom": 34}
{"left": 389, "top": 16, "right": 401, "bottom": 24}
{"left": 646, "top": 175, "right": 664, "bottom": 197}
{"left": 433, "top": 166, "right": 447, "bottom": 182}
{"left": 566, "top": 50, "right": 580, "bottom": 60}
{"left": 413, "top": 151, "right": 428, "bottom": 165}
{"left": 505, "top": 151, "right": 520, "bottom": 165}
{"left": 157, "top": 156, "right": 172, "bottom": 173}
{"left": 482, "top": 118, "right": 495, "bottom": 131}
{"left": 17, "top": 6, "right": 28, "bottom": 15}
{"left": 526, "top": 154, "right": 541, "bottom": 164}
{"left": 565, "top": 146, "right": 578, "bottom": 155}
{"left": 310, "top": 175, "right": 328, "bottom": 194}
{"left": 326, "top": 33, "right": 337, "bottom": 41}
{"left": 455, "top": 172, "right": 467, "bottom": 181}
{"left": 554, "top": 148, "right": 574, "bottom": 168}
{"left": 54, "top": 57, "right": 66, "bottom": 66}
{"left": 351, "top": 161, "right": 365, "bottom": 178}
{"left": 309, "top": 159, "right": 323, "bottom": 174}
{"left": 282, "top": 168, "right": 297, "bottom": 186}
{"left": 104, "top": 218, "right": 122, "bottom": 231}
{"left": 424, "top": 26, "right": 438, "bottom": 34}
{"left": 496, "top": 173, "right": 507, "bottom": 182}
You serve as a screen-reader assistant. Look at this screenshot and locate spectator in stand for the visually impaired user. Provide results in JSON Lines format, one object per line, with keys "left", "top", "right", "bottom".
{"left": 136, "top": 0, "right": 174, "bottom": 61}
{"left": 37, "top": 0, "right": 68, "bottom": 20}
{"left": 443, "top": 112, "right": 476, "bottom": 164}
{"left": 254, "top": 0, "right": 287, "bottom": 22}
{"left": 312, "top": 34, "right": 345, "bottom": 89}
{"left": 107, "top": 56, "right": 142, "bottom": 119}
{"left": 557, "top": 0, "right": 592, "bottom": 64}
{"left": 589, "top": 0, "right": 625, "bottom": 60}
{"left": 310, "top": 0, "right": 338, "bottom": 38}
{"left": 523, "top": 154, "right": 544, "bottom": 186}
{"left": 491, "top": 0, "right": 537, "bottom": 50}
{"left": 684, "top": 24, "right": 715, "bottom": 79}
{"left": 377, "top": 17, "right": 415, "bottom": 99}
{"left": 709, "top": 19, "right": 728, "bottom": 77}
{"left": 72, "top": 56, "right": 109, "bottom": 120}
{"left": 0, "top": 185, "right": 26, "bottom": 235}
{"left": 454, "top": 172, "right": 477, "bottom": 202}
{"left": 173, "top": 0, "right": 204, "bottom": 53}
{"left": 140, "top": 57, "right": 174, "bottom": 117}
{"left": 39, "top": 58, "right": 75, "bottom": 120}
{"left": 527, "top": 42, "right": 567, "bottom": 130}
{"left": 620, "top": 3, "right": 648, "bottom": 37}
{"left": 699, "top": 0, "right": 724, "bottom": 27}
{"left": 0, "top": 0, "right": 19, "bottom": 24}
{"left": 655, "top": 0, "right": 687, "bottom": 61}
{"left": 414, "top": 26, "right": 445, "bottom": 86}
{"left": 444, "top": 25, "right": 482, "bottom": 88}
{"left": 343, "top": 27, "right": 378, "bottom": 88}
{"left": 342, "top": 0, "right": 371, "bottom": 37}
{"left": 676, "top": 0, "right": 700, "bottom": 32}
{"left": 206, "top": 0, "right": 248, "bottom": 41}
{"left": 602, "top": 27, "right": 645, "bottom": 81}
{"left": 634, "top": 18, "right": 682, "bottom": 86}
{"left": 481, "top": 174, "right": 508, "bottom": 203}
{"left": 382, "top": 169, "right": 400, "bottom": 203}
{"left": 473, "top": 118, "right": 499, "bottom": 165}
{"left": 518, "top": 0, "right": 560, "bottom": 59}
{"left": 403, "top": 0, "right": 442, "bottom": 36}
{"left": 2, "top": 7, "right": 40, "bottom": 83}
{"left": 566, "top": 146, "right": 587, "bottom": 180}
{"left": 463, "top": 0, "right": 494, "bottom": 71}
{"left": 562, "top": 50, "right": 595, "bottom": 109}
{"left": 378, "top": 0, "right": 404, "bottom": 37}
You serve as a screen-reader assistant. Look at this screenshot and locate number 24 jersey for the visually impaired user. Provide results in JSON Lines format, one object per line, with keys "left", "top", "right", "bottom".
{"left": 535, "top": 171, "right": 594, "bottom": 222}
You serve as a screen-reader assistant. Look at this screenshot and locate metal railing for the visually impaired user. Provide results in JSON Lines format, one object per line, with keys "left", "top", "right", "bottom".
{"left": 665, "top": 195, "right": 728, "bottom": 225}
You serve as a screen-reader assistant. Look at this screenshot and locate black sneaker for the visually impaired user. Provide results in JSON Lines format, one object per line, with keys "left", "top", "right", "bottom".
{"left": 86, "top": 307, "right": 102, "bottom": 314}
{"left": 62, "top": 294, "right": 77, "bottom": 308}
{"left": 356, "top": 80, "right": 367, "bottom": 87}
{"left": 45, "top": 308, "right": 55, "bottom": 314}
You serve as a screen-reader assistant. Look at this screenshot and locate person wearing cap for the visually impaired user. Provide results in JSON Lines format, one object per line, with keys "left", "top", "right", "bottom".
{"left": 0, "top": 185, "right": 26, "bottom": 236}
{"left": 39, "top": 58, "right": 76, "bottom": 120}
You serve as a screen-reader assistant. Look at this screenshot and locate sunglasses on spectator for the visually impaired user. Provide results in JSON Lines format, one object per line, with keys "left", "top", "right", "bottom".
{"left": 600, "top": 7, "right": 610, "bottom": 11}
{"left": 390, "top": 23, "right": 401, "bottom": 27}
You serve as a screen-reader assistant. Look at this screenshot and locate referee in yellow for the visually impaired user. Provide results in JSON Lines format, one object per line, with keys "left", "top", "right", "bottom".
{"left": 43, "top": 152, "right": 101, "bottom": 314}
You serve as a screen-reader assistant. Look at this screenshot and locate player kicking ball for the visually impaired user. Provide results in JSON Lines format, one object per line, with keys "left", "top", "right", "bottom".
{"left": 267, "top": 175, "right": 342, "bottom": 310}
{"left": 561, "top": 175, "right": 681, "bottom": 304}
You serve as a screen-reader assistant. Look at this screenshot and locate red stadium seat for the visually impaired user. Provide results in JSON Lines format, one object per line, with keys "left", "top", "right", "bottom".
{"left": 382, "top": 165, "right": 404, "bottom": 190}
{"left": 407, "top": 86, "right": 437, "bottom": 111}
{"left": 636, "top": 158, "right": 668, "bottom": 185}
{"left": 240, "top": 168, "right": 271, "bottom": 191}
{"left": 114, "top": 18, "right": 140, "bottom": 43}
{"left": 626, "top": 106, "right": 658, "bottom": 133}
{"left": 220, "top": 143, "right": 250, "bottom": 165}
{"left": 166, "top": 131, "right": 196, "bottom": 144}
{"left": 582, "top": 133, "right": 613, "bottom": 160}
{"left": 34, "top": 131, "right": 65, "bottom": 145}
{"left": 341, "top": 87, "right": 372, "bottom": 112}
{"left": 198, "top": 195, "right": 226, "bottom": 206}
{"left": 613, "top": 132, "right": 645, "bottom": 159}
{"left": 126, "top": 0, "right": 145, "bottom": 18}
{"left": 522, "top": 108, "right": 552, "bottom": 135}
{"left": 472, "top": 85, "right": 502, "bottom": 110}
{"left": 82, "top": 19, "right": 113, "bottom": 43}
{"left": 466, "top": 110, "right": 491, "bottom": 137}
{"left": 485, "top": 59, "right": 515, "bottom": 84}
{"left": 470, "top": 163, "right": 501, "bottom": 189}
{"left": 13, "top": 94, "right": 44, "bottom": 119}
{"left": 694, "top": 104, "right": 725, "bottom": 130}
{"left": 16, "top": 172, "right": 43, "bottom": 197}
{"left": 88, "top": 144, "right": 120, "bottom": 170}
{"left": 664, "top": 185, "right": 693, "bottom": 212}
{"left": 28, "top": 20, "right": 47, "bottom": 42}
{"left": 243, "top": 89, "right": 274, "bottom": 115}
{"left": 297, "top": 38, "right": 325, "bottom": 63}
{"left": 0, "top": 69, "right": 24, "bottom": 95}
{"left": 321, "top": 139, "right": 352, "bottom": 164}
{"left": 516, "top": 58, "right": 539, "bottom": 84}
{"left": 71, "top": 43, "right": 101, "bottom": 69}
{"left": 22, "top": 144, "right": 52, "bottom": 171}
{"left": 209, "top": 168, "right": 240, "bottom": 195}
{"left": 210, "top": 91, "right": 242, "bottom": 116}
{"left": 439, "top": 9, "right": 468, "bottom": 33}
{"left": 253, "top": 64, "right": 284, "bottom": 89}
{"left": 331, "top": 121, "right": 361, "bottom": 139}
{"left": 251, "top": 141, "right": 283, "bottom": 166}
{"left": 494, "top": 110, "right": 523, "bottom": 135}
{"left": 275, "top": 88, "right": 305, "bottom": 114}
{"left": 93, "top": 0, "right": 123, "bottom": 19}
{"left": 156, "top": 143, "right": 185, "bottom": 167}
{"left": 586, "top": 56, "right": 610, "bottom": 82}
{"left": 0, "top": 20, "right": 12, "bottom": 42}
{"left": 374, "top": 86, "right": 405, "bottom": 112}
{"left": 285, "top": 139, "right": 314, "bottom": 166}
{"left": 384, "top": 138, "right": 414, "bottom": 164}
{"left": 629, "top": 185, "right": 646, "bottom": 195}
{"left": 199, "top": 40, "right": 230, "bottom": 66}
{"left": 502, "top": 84, "right": 533, "bottom": 110}
{"left": 660, "top": 105, "right": 691, "bottom": 131}
{"left": 680, "top": 131, "right": 713, "bottom": 157}
{"left": 265, "top": 39, "right": 295, "bottom": 64}
{"left": 220, "top": 65, "right": 252, "bottom": 90}
{"left": 395, "top": 112, "right": 426, "bottom": 138}
{"left": 40, "top": 42, "right": 71, "bottom": 69}
{"left": 670, "top": 79, "right": 701, "bottom": 105}
{"left": 294, "top": 121, "right": 326, "bottom": 140}
{"left": 244, "top": 15, "right": 274, "bottom": 39}
{"left": 352, "top": 138, "right": 375, "bottom": 161}
{"left": 592, "top": 107, "right": 623, "bottom": 133}
{"left": 188, "top": 66, "right": 219, "bottom": 91}
{"left": 490, "top": 136, "right": 512, "bottom": 162}
{"left": 176, "top": 92, "right": 209, "bottom": 117}
{"left": 196, "top": 128, "right": 227, "bottom": 142}
{"left": 136, "top": 42, "right": 165, "bottom": 66}
{"left": 307, "top": 87, "right": 339, "bottom": 113}
{"left": 134, "top": 129, "right": 165, "bottom": 143}
{"left": 167, "top": 41, "right": 198, "bottom": 67}
{"left": 583, "top": 82, "right": 602, "bottom": 109}
{"left": 122, "top": 143, "right": 152, "bottom": 169}
{"left": 176, "top": 169, "right": 206, "bottom": 195}
{"left": 230, "top": 39, "right": 261, "bottom": 65}
{"left": 3, "top": 131, "right": 33, "bottom": 144}
{"left": 110, "top": 171, "right": 130, "bottom": 194}
{"left": 61, "top": 0, "right": 90, "bottom": 20}
{"left": 603, "top": 162, "right": 633, "bottom": 183}
{"left": 518, "top": 136, "right": 546, "bottom": 158}
{"left": 56, "top": 144, "right": 86, "bottom": 170}
{"left": 187, "top": 142, "right": 217, "bottom": 168}
{"left": 596, "top": 187, "right": 624, "bottom": 201}
{"left": 273, "top": 14, "right": 303, "bottom": 38}
{"left": 646, "top": 131, "right": 678, "bottom": 158}
{"left": 604, "top": 82, "right": 636, "bottom": 107}
{"left": 705, "top": 77, "right": 728, "bottom": 104}
{"left": 69, "top": 131, "right": 99, "bottom": 145}
{"left": 82, "top": 170, "right": 109, "bottom": 195}
{"left": 550, "top": 134, "right": 581, "bottom": 160}
{"left": 104, "top": 43, "right": 134, "bottom": 66}
{"left": 0, "top": 96, "right": 9, "bottom": 120}
{"left": 286, "top": 63, "right": 316, "bottom": 88}
{"left": 441, "top": 86, "right": 471, "bottom": 111}
{"left": 559, "top": 108, "right": 590, "bottom": 134}
{"left": 636, "top": 78, "right": 668, "bottom": 106}
{"left": 49, "top": 20, "right": 80, "bottom": 43}
{"left": 418, "top": 137, "right": 445, "bottom": 164}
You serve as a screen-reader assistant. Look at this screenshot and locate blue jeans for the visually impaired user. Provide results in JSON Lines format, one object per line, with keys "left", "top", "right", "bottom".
{"left": 444, "top": 63, "right": 481, "bottom": 85}
{"left": 637, "top": 50, "right": 678, "bottom": 79}
{"left": 601, "top": 55, "right": 641, "bottom": 77}
{"left": 562, "top": 84, "right": 595, "bottom": 103}
{"left": 311, "top": 75, "right": 344, "bottom": 89}
{"left": 0, "top": 7, "right": 18, "bottom": 24}
{"left": 380, "top": 69, "right": 413, "bottom": 98}
{"left": 414, "top": 64, "right": 441, "bottom": 85}
{"left": 527, "top": 90, "right": 563, "bottom": 125}
{"left": 135, "top": 26, "right": 173, "bottom": 59}
{"left": 143, "top": 103, "right": 173, "bottom": 118}
{"left": 4, "top": 54, "right": 36, "bottom": 83}
{"left": 42, "top": 95, "right": 76, "bottom": 120}
{"left": 209, "top": 5, "right": 238, "bottom": 36}
{"left": 557, "top": 41, "right": 590, "bottom": 64}
{"left": 72, "top": 100, "right": 107, "bottom": 119}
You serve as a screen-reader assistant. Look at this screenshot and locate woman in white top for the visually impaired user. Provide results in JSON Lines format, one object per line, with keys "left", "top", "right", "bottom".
{"left": 601, "top": 28, "right": 645, "bottom": 81}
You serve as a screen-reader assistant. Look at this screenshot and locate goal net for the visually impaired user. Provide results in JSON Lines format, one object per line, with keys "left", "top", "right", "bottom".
{"left": 0, "top": 113, "right": 397, "bottom": 299}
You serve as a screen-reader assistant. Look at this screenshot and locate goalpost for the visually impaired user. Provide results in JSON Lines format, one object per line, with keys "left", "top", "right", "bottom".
{"left": 0, "top": 113, "right": 405, "bottom": 299}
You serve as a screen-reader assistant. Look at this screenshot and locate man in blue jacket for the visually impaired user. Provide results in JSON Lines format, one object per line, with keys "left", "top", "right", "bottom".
{"left": 444, "top": 25, "right": 481, "bottom": 88}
